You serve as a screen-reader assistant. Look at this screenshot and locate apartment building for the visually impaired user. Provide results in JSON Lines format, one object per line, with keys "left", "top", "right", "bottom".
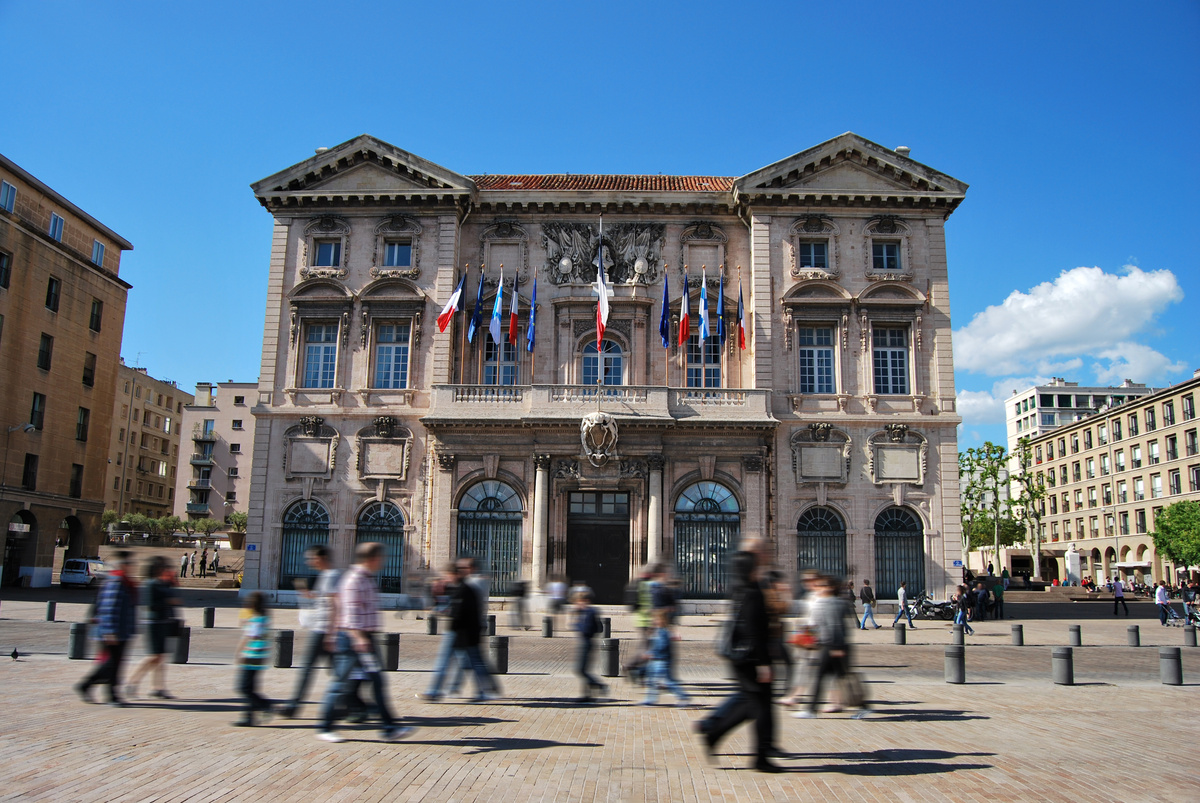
{"left": 104, "top": 361, "right": 192, "bottom": 518}
{"left": 0, "top": 153, "right": 132, "bottom": 586}
{"left": 1017, "top": 370, "right": 1200, "bottom": 583}
{"left": 1005, "top": 378, "right": 1152, "bottom": 454}
{"left": 174, "top": 382, "right": 256, "bottom": 527}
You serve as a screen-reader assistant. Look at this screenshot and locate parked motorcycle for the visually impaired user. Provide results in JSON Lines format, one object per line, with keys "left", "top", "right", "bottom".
{"left": 911, "top": 591, "right": 955, "bottom": 620}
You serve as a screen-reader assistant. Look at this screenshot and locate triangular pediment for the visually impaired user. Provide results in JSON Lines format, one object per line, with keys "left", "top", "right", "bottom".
{"left": 735, "top": 132, "right": 967, "bottom": 198}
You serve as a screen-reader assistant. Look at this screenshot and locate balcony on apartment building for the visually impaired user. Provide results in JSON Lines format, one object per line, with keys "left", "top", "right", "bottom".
{"left": 186, "top": 502, "right": 211, "bottom": 516}
{"left": 187, "top": 478, "right": 212, "bottom": 490}
{"left": 192, "top": 424, "right": 217, "bottom": 442}
{"left": 190, "top": 453, "right": 215, "bottom": 466}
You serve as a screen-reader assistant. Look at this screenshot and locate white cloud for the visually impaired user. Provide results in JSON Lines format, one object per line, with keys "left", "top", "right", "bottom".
{"left": 953, "top": 265, "right": 1183, "bottom": 376}
{"left": 956, "top": 376, "right": 1048, "bottom": 427}
{"left": 1091, "top": 342, "right": 1188, "bottom": 385}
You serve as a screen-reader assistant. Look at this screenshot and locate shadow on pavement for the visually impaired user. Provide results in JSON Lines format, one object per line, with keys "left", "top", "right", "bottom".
{"left": 418, "top": 736, "right": 603, "bottom": 754}
{"left": 860, "top": 708, "right": 989, "bottom": 723}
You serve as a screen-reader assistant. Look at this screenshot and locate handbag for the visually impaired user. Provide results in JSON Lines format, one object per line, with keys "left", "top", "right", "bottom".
{"left": 788, "top": 627, "right": 817, "bottom": 650}
{"left": 717, "top": 617, "right": 753, "bottom": 663}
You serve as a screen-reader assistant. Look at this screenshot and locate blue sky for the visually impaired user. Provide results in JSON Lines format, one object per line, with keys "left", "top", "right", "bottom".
{"left": 3, "top": 0, "right": 1197, "bottom": 447}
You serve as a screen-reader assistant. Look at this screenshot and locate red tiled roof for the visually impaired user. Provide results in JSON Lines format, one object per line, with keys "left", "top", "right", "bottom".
{"left": 470, "top": 174, "right": 735, "bottom": 192}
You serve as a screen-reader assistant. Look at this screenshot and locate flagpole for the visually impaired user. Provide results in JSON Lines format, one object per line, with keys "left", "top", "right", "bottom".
{"left": 476, "top": 264, "right": 484, "bottom": 385}
{"left": 737, "top": 265, "right": 743, "bottom": 369}
{"left": 457, "top": 264, "right": 469, "bottom": 385}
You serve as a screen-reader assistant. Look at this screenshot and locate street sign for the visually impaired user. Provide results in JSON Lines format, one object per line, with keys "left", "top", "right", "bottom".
{"left": 246, "top": 544, "right": 257, "bottom": 551}
{"left": 952, "top": 559, "right": 963, "bottom": 567}
{"left": 8, "top": 523, "right": 30, "bottom": 533}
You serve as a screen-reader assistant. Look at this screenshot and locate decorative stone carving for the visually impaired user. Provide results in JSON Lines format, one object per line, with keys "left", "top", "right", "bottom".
{"left": 863, "top": 215, "right": 913, "bottom": 279}
{"left": 299, "top": 416, "right": 324, "bottom": 437}
{"left": 620, "top": 459, "right": 646, "bottom": 479}
{"left": 301, "top": 216, "right": 351, "bottom": 280}
{"left": 374, "top": 416, "right": 398, "bottom": 438}
{"left": 542, "top": 221, "right": 665, "bottom": 285}
{"left": 371, "top": 215, "right": 422, "bottom": 279}
{"left": 533, "top": 453, "right": 552, "bottom": 471}
{"left": 782, "top": 307, "right": 793, "bottom": 351}
{"left": 554, "top": 459, "right": 580, "bottom": 481}
{"left": 885, "top": 423, "right": 909, "bottom": 442}
{"left": 480, "top": 221, "right": 530, "bottom": 285}
{"left": 340, "top": 311, "right": 349, "bottom": 347}
{"left": 743, "top": 455, "right": 764, "bottom": 473}
{"left": 787, "top": 215, "right": 841, "bottom": 280}
{"left": 859, "top": 314, "right": 869, "bottom": 354}
{"left": 810, "top": 422, "right": 833, "bottom": 442}
{"left": 435, "top": 451, "right": 456, "bottom": 472}
{"left": 355, "top": 420, "right": 411, "bottom": 480}
{"left": 866, "top": 426, "right": 927, "bottom": 486}
{"left": 573, "top": 318, "right": 630, "bottom": 343}
{"left": 580, "top": 411, "right": 619, "bottom": 467}
{"left": 646, "top": 454, "right": 666, "bottom": 472}
{"left": 791, "top": 426, "right": 852, "bottom": 484}
{"left": 290, "top": 306, "right": 299, "bottom": 346}
{"left": 283, "top": 419, "right": 339, "bottom": 480}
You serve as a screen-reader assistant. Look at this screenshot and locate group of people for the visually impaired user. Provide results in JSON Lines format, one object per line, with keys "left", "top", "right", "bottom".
{"left": 179, "top": 548, "right": 219, "bottom": 579}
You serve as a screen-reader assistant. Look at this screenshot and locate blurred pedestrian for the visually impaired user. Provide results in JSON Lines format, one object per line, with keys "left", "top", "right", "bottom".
{"left": 76, "top": 550, "right": 138, "bottom": 706}
{"left": 794, "top": 575, "right": 850, "bottom": 719}
{"left": 446, "top": 558, "right": 499, "bottom": 702}
{"left": 640, "top": 609, "right": 689, "bottom": 707}
{"left": 573, "top": 588, "right": 607, "bottom": 702}
{"left": 281, "top": 545, "right": 342, "bottom": 718}
{"left": 953, "top": 584, "right": 974, "bottom": 636}
{"left": 233, "top": 592, "right": 273, "bottom": 726}
{"left": 126, "top": 556, "right": 180, "bottom": 700}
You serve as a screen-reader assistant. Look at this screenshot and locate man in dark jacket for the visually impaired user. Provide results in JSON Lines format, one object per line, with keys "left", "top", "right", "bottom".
{"left": 449, "top": 558, "right": 499, "bottom": 701}
{"left": 76, "top": 551, "right": 138, "bottom": 705}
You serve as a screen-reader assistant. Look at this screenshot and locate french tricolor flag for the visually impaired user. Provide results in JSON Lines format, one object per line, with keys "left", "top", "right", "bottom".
{"left": 508, "top": 275, "right": 520, "bottom": 346}
{"left": 437, "top": 275, "right": 464, "bottom": 333}
{"left": 678, "top": 271, "right": 690, "bottom": 346}
{"left": 736, "top": 278, "right": 746, "bottom": 350}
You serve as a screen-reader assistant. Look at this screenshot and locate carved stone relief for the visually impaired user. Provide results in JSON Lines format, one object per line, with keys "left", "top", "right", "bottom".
{"left": 791, "top": 425, "right": 852, "bottom": 484}
{"left": 480, "top": 221, "right": 530, "bottom": 285}
{"left": 370, "top": 215, "right": 422, "bottom": 279}
{"left": 300, "top": 216, "right": 351, "bottom": 280}
{"left": 866, "top": 427, "right": 927, "bottom": 485}
{"left": 355, "top": 420, "right": 412, "bottom": 480}
{"left": 863, "top": 216, "right": 914, "bottom": 280}
{"left": 787, "top": 215, "right": 841, "bottom": 280}
{"left": 542, "top": 221, "right": 665, "bottom": 285}
{"left": 283, "top": 418, "right": 340, "bottom": 480}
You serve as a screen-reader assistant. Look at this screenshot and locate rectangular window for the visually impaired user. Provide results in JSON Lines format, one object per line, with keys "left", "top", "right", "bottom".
{"left": 1135, "top": 509, "right": 1147, "bottom": 534}
{"left": 1166, "top": 435, "right": 1178, "bottom": 461}
{"left": 135, "top": 385, "right": 141, "bottom": 399}
{"left": 797, "top": 242, "right": 827, "bottom": 269}
{"left": 89, "top": 299, "right": 103, "bottom": 332}
{"left": 45, "top": 277, "right": 60, "bottom": 311}
{"left": 1163, "top": 401, "right": 1175, "bottom": 426}
{"left": 1190, "top": 465, "right": 1200, "bottom": 493}
{"left": 1062, "top": 492, "right": 1070, "bottom": 512}
{"left": 313, "top": 239, "right": 341, "bottom": 267}
{"left": 113, "top": 477, "right": 120, "bottom": 491}
{"left": 118, "top": 428, "right": 124, "bottom": 442}
{"left": 871, "top": 241, "right": 901, "bottom": 271}
{"left": 302, "top": 322, "right": 338, "bottom": 388}
{"left": 1131, "top": 445, "right": 1142, "bottom": 469}
{"left": 1074, "top": 489, "right": 1083, "bottom": 508}
{"left": 1035, "top": 446, "right": 1043, "bottom": 463}
{"left": 1098, "top": 424, "right": 1107, "bottom": 445}
{"left": 21, "top": 454, "right": 38, "bottom": 491}
{"left": 0, "top": 250, "right": 10, "bottom": 288}
{"left": 1058, "top": 395, "right": 1073, "bottom": 408}
{"left": 373, "top": 322, "right": 412, "bottom": 389}
{"left": 1060, "top": 466, "right": 1068, "bottom": 485}
{"left": 1115, "top": 449, "right": 1125, "bottom": 471}
{"left": 231, "top": 419, "right": 243, "bottom": 430}
{"left": 1128, "top": 413, "right": 1138, "bottom": 436}
{"left": 48, "top": 212, "right": 64, "bottom": 242}
{"left": 1134, "top": 477, "right": 1144, "bottom": 501}
{"left": 1119, "top": 512, "right": 1130, "bottom": 535}
{"left": 37, "top": 333, "right": 53, "bottom": 370}
{"left": 1040, "top": 393, "right": 1054, "bottom": 407}
{"left": 1058, "top": 437, "right": 1066, "bottom": 456}
{"left": 1145, "top": 408, "right": 1156, "bottom": 432}
{"left": 1083, "top": 430, "right": 1093, "bottom": 450}
{"left": 30, "top": 392, "right": 46, "bottom": 430}
{"left": 226, "top": 490, "right": 238, "bottom": 503}
{"left": 1117, "top": 480, "right": 1127, "bottom": 503}
{"left": 1087, "top": 487, "right": 1097, "bottom": 508}
{"left": 0, "top": 180, "right": 15, "bottom": 212}
{"left": 686, "top": 333, "right": 723, "bottom": 388}
{"left": 383, "top": 241, "right": 412, "bottom": 268}
{"left": 1049, "top": 496, "right": 1058, "bottom": 514}
{"left": 1041, "top": 413, "right": 1056, "bottom": 426}
{"left": 91, "top": 240, "right": 105, "bottom": 267}
{"left": 1086, "top": 458, "right": 1095, "bottom": 479}
{"left": 1100, "top": 453, "right": 1110, "bottom": 475}
{"left": 1150, "top": 474, "right": 1162, "bottom": 498}
{"left": 82, "top": 352, "right": 96, "bottom": 387}
{"left": 69, "top": 464, "right": 84, "bottom": 499}
{"left": 1169, "top": 470, "right": 1181, "bottom": 495}
{"left": 1186, "top": 430, "right": 1198, "bottom": 457}
{"left": 234, "top": 395, "right": 245, "bottom": 405}
{"left": 872, "top": 327, "right": 908, "bottom": 394}
{"left": 1072, "top": 462, "right": 1081, "bottom": 482}
{"left": 1047, "top": 442, "right": 1055, "bottom": 460}
{"left": 227, "top": 467, "right": 239, "bottom": 477}
{"left": 1112, "top": 419, "right": 1122, "bottom": 440}
{"left": 797, "top": 326, "right": 835, "bottom": 394}
{"left": 1148, "top": 440, "right": 1159, "bottom": 465}
{"left": 1102, "top": 483, "right": 1112, "bottom": 505}
{"left": 230, "top": 443, "right": 241, "bottom": 453}
{"left": 1183, "top": 394, "right": 1195, "bottom": 421}
{"left": 484, "top": 338, "right": 519, "bottom": 386}
{"left": 163, "top": 416, "right": 172, "bottom": 434}
{"left": 1071, "top": 435, "right": 1079, "bottom": 454}
{"left": 76, "top": 407, "right": 90, "bottom": 441}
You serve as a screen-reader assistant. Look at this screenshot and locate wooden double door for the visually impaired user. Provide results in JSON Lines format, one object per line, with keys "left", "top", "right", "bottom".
{"left": 565, "top": 491, "right": 630, "bottom": 605}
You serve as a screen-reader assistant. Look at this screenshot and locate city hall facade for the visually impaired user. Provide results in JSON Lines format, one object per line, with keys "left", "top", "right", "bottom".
{"left": 243, "top": 133, "right": 967, "bottom": 605}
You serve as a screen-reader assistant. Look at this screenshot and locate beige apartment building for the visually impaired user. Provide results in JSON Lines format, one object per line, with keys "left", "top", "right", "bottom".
{"left": 0, "top": 154, "right": 132, "bottom": 586}
{"left": 174, "top": 382, "right": 257, "bottom": 527}
{"left": 243, "top": 132, "right": 968, "bottom": 605}
{"left": 1015, "top": 370, "right": 1200, "bottom": 584}
{"left": 104, "top": 361, "right": 192, "bottom": 519}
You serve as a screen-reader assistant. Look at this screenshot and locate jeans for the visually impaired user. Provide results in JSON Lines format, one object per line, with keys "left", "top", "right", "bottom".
{"left": 319, "top": 632, "right": 395, "bottom": 733}
{"left": 1114, "top": 596, "right": 1129, "bottom": 615}
{"left": 860, "top": 603, "right": 879, "bottom": 629}
{"left": 642, "top": 659, "right": 688, "bottom": 704}
{"left": 288, "top": 630, "right": 333, "bottom": 708}
{"left": 424, "top": 630, "right": 458, "bottom": 697}
{"left": 576, "top": 636, "right": 604, "bottom": 697}
{"left": 954, "top": 608, "right": 974, "bottom": 635}
{"left": 238, "top": 666, "right": 270, "bottom": 718}
{"left": 451, "top": 644, "right": 497, "bottom": 698}
{"left": 893, "top": 605, "right": 915, "bottom": 627}
{"left": 701, "top": 663, "right": 775, "bottom": 758}
{"left": 1158, "top": 603, "right": 1171, "bottom": 625}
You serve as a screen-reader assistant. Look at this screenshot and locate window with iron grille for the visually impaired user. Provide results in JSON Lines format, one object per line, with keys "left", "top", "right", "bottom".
{"left": 873, "top": 507, "right": 924, "bottom": 596}
{"left": 796, "top": 506, "right": 846, "bottom": 579}
{"left": 278, "top": 500, "right": 330, "bottom": 590}
{"left": 674, "top": 481, "right": 740, "bottom": 598}
{"left": 356, "top": 502, "right": 406, "bottom": 593}
{"left": 456, "top": 480, "right": 522, "bottom": 592}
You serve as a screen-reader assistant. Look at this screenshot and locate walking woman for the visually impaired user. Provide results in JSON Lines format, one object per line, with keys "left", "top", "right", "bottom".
{"left": 126, "top": 556, "right": 180, "bottom": 699}
{"left": 953, "top": 584, "right": 974, "bottom": 636}
{"left": 694, "top": 549, "right": 780, "bottom": 773}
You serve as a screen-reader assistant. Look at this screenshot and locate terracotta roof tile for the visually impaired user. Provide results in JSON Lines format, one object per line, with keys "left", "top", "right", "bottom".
{"left": 470, "top": 174, "right": 735, "bottom": 192}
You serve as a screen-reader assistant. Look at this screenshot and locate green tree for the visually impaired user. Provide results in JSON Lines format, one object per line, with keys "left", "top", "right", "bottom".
{"left": 101, "top": 509, "right": 120, "bottom": 529}
{"left": 195, "top": 518, "right": 223, "bottom": 538}
{"left": 958, "top": 449, "right": 983, "bottom": 556}
{"left": 125, "top": 513, "right": 151, "bottom": 535}
{"left": 1013, "top": 437, "right": 1048, "bottom": 580}
{"left": 1153, "top": 501, "right": 1200, "bottom": 569}
{"left": 159, "top": 516, "right": 184, "bottom": 537}
{"left": 959, "top": 442, "right": 1010, "bottom": 565}
{"left": 967, "top": 515, "right": 1025, "bottom": 551}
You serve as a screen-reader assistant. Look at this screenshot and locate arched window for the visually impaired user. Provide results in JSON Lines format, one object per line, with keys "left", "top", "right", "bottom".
{"left": 674, "top": 481, "right": 740, "bottom": 598}
{"left": 583, "top": 340, "right": 623, "bottom": 386}
{"left": 456, "top": 480, "right": 523, "bottom": 592}
{"left": 797, "top": 506, "right": 847, "bottom": 579}
{"left": 357, "top": 502, "right": 405, "bottom": 593}
{"left": 280, "top": 499, "right": 330, "bottom": 589}
{"left": 873, "top": 507, "right": 924, "bottom": 596}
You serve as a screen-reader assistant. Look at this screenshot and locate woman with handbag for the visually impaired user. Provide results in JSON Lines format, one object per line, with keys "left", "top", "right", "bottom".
{"left": 693, "top": 549, "right": 781, "bottom": 773}
{"left": 125, "top": 556, "right": 180, "bottom": 700}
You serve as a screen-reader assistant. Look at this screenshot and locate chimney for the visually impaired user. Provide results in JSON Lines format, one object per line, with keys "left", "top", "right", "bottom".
{"left": 195, "top": 382, "right": 214, "bottom": 407}
{"left": 895, "top": 146, "right": 911, "bottom": 157}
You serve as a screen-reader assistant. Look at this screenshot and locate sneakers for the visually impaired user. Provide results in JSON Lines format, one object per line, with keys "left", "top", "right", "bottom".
{"left": 316, "top": 731, "right": 344, "bottom": 743}
{"left": 382, "top": 726, "right": 413, "bottom": 741}
{"left": 152, "top": 690, "right": 175, "bottom": 700}
{"left": 851, "top": 710, "right": 870, "bottom": 720}
{"left": 793, "top": 710, "right": 816, "bottom": 719}
{"left": 415, "top": 693, "right": 439, "bottom": 702}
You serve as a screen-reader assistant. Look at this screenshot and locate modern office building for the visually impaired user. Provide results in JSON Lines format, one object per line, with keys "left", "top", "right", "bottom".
{"left": 0, "top": 153, "right": 132, "bottom": 586}
{"left": 243, "top": 132, "right": 968, "bottom": 605}
{"left": 104, "top": 361, "right": 192, "bottom": 519}
{"left": 1004, "top": 378, "right": 1152, "bottom": 454}
{"left": 174, "top": 382, "right": 257, "bottom": 530}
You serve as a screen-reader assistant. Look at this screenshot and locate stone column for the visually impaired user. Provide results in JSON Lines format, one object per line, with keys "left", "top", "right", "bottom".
{"left": 532, "top": 454, "right": 551, "bottom": 591}
{"left": 646, "top": 454, "right": 665, "bottom": 566}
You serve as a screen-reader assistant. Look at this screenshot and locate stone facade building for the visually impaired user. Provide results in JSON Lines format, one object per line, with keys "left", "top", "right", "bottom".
{"left": 104, "top": 361, "right": 191, "bottom": 519}
{"left": 0, "top": 153, "right": 132, "bottom": 586}
{"left": 244, "top": 133, "right": 967, "bottom": 605}
{"left": 174, "top": 381, "right": 257, "bottom": 527}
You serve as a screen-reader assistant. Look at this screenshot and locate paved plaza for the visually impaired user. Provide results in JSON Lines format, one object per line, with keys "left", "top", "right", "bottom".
{"left": 0, "top": 594, "right": 1196, "bottom": 802}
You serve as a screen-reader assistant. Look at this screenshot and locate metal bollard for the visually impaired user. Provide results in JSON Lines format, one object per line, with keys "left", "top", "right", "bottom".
{"left": 1185, "top": 626, "right": 1197, "bottom": 648}
{"left": 426, "top": 615, "right": 438, "bottom": 636}
{"left": 490, "top": 635, "right": 509, "bottom": 675}
{"left": 487, "top": 614, "right": 496, "bottom": 637}
{"left": 1127, "top": 625, "right": 1140, "bottom": 647}
{"left": 203, "top": 607, "right": 215, "bottom": 628}
{"left": 951, "top": 624, "right": 964, "bottom": 645}
{"left": 1052, "top": 646, "right": 1074, "bottom": 685}
{"left": 602, "top": 617, "right": 612, "bottom": 639}
{"left": 1012, "top": 624, "right": 1024, "bottom": 646}
{"left": 1068, "top": 624, "right": 1082, "bottom": 647}
{"left": 599, "top": 638, "right": 620, "bottom": 677}
{"left": 273, "top": 629, "right": 294, "bottom": 668}
{"left": 383, "top": 633, "right": 400, "bottom": 671}
{"left": 46, "top": 601, "right": 56, "bottom": 622}
{"left": 171, "top": 626, "right": 191, "bottom": 664}
{"left": 542, "top": 616, "right": 553, "bottom": 638}
{"left": 1159, "top": 646, "right": 1183, "bottom": 686}
{"left": 944, "top": 645, "right": 965, "bottom": 684}
{"left": 68, "top": 622, "right": 89, "bottom": 659}
{"left": 894, "top": 622, "right": 906, "bottom": 645}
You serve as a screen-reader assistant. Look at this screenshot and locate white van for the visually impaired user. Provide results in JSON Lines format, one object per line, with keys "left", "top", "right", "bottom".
{"left": 60, "top": 559, "right": 109, "bottom": 588}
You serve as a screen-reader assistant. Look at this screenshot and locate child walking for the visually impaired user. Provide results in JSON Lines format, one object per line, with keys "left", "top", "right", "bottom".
{"left": 639, "top": 609, "right": 691, "bottom": 707}
{"left": 234, "top": 592, "right": 273, "bottom": 726}
{"left": 573, "top": 589, "right": 608, "bottom": 702}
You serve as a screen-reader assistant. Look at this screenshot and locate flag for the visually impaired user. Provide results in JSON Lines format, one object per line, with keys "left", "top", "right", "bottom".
{"left": 437, "top": 275, "right": 464, "bottom": 333}
{"left": 658, "top": 274, "right": 670, "bottom": 348}
{"left": 717, "top": 273, "right": 726, "bottom": 345}
{"left": 736, "top": 278, "right": 746, "bottom": 350}
{"left": 508, "top": 274, "right": 520, "bottom": 346}
{"left": 678, "top": 271, "right": 690, "bottom": 346}
{"left": 526, "top": 277, "right": 537, "bottom": 352}
{"left": 593, "top": 218, "right": 611, "bottom": 346}
{"left": 699, "top": 267, "right": 710, "bottom": 340}
{"left": 467, "top": 269, "right": 485, "bottom": 344}
{"left": 489, "top": 269, "right": 504, "bottom": 345}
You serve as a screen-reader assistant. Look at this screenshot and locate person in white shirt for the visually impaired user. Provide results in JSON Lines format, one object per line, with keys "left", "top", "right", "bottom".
{"left": 282, "top": 545, "right": 341, "bottom": 718}
{"left": 1155, "top": 581, "right": 1173, "bottom": 626}
{"left": 891, "top": 580, "right": 916, "bottom": 629}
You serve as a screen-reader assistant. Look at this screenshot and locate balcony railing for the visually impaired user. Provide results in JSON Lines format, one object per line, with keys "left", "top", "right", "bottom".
{"left": 188, "top": 478, "right": 212, "bottom": 490}
{"left": 186, "top": 502, "right": 210, "bottom": 515}
{"left": 190, "top": 453, "right": 214, "bottom": 466}
{"left": 192, "top": 424, "right": 217, "bottom": 442}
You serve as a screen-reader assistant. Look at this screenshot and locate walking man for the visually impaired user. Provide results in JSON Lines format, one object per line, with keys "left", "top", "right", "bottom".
{"left": 892, "top": 580, "right": 916, "bottom": 629}
{"left": 1112, "top": 576, "right": 1129, "bottom": 615}
{"left": 189, "top": 551, "right": 197, "bottom": 577}
{"left": 859, "top": 579, "right": 880, "bottom": 629}
{"left": 316, "top": 542, "right": 412, "bottom": 743}
{"left": 76, "top": 550, "right": 137, "bottom": 705}
{"left": 282, "top": 545, "right": 341, "bottom": 718}
{"left": 418, "top": 563, "right": 460, "bottom": 701}
{"left": 447, "top": 558, "right": 499, "bottom": 701}
{"left": 973, "top": 581, "right": 990, "bottom": 622}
